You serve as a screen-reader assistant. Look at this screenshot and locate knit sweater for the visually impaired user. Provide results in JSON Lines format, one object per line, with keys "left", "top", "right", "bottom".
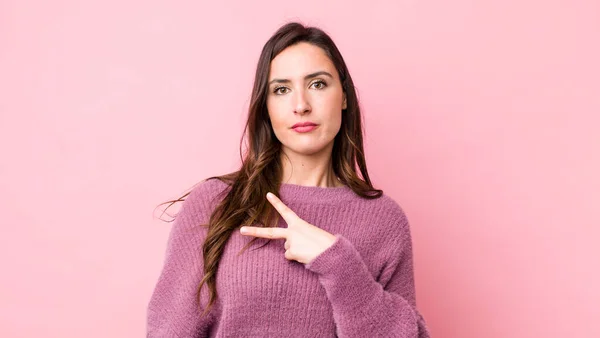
{"left": 147, "top": 178, "right": 430, "bottom": 337}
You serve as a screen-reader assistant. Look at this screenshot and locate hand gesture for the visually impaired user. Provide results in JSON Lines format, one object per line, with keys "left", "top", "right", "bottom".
{"left": 239, "top": 192, "right": 337, "bottom": 265}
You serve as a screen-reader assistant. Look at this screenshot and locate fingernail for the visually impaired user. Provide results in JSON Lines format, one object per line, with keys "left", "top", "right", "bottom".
{"left": 240, "top": 227, "right": 247, "bottom": 234}
{"left": 266, "top": 192, "right": 273, "bottom": 199}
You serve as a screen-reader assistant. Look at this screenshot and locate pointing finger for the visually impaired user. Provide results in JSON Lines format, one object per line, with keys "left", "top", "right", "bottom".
{"left": 266, "top": 192, "right": 299, "bottom": 223}
{"left": 240, "top": 226, "right": 288, "bottom": 239}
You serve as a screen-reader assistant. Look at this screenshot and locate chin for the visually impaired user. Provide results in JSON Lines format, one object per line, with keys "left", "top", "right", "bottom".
{"left": 283, "top": 142, "right": 333, "bottom": 156}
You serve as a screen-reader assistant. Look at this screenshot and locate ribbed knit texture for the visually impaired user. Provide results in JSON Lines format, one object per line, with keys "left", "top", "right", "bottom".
{"left": 147, "top": 178, "right": 430, "bottom": 337}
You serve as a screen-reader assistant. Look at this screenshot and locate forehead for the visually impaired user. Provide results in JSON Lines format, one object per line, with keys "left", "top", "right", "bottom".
{"left": 268, "top": 42, "right": 337, "bottom": 80}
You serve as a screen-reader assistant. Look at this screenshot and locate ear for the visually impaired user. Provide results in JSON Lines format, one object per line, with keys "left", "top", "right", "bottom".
{"left": 342, "top": 92, "right": 347, "bottom": 110}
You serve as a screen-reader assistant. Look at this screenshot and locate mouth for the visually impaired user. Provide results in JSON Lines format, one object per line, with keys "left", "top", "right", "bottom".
{"left": 291, "top": 123, "right": 318, "bottom": 133}
{"left": 291, "top": 122, "right": 318, "bottom": 129}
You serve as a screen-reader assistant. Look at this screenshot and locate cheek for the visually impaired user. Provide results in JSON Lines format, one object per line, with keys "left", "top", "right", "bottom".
{"left": 266, "top": 101, "right": 282, "bottom": 125}
{"left": 319, "top": 96, "right": 343, "bottom": 125}
{"left": 328, "top": 112, "right": 343, "bottom": 136}
{"left": 266, "top": 101, "right": 290, "bottom": 140}
{"left": 316, "top": 90, "right": 343, "bottom": 112}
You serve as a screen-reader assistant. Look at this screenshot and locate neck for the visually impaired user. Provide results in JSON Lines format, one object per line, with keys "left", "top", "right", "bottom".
{"left": 279, "top": 145, "right": 342, "bottom": 188}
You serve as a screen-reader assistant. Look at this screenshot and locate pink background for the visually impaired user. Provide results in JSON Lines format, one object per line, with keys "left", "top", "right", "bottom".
{"left": 1, "top": 1, "right": 599, "bottom": 337}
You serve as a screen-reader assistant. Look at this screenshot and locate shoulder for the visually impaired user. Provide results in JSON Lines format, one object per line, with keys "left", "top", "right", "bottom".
{"left": 188, "top": 177, "right": 231, "bottom": 204}
{"left": 367, "top": 192, "right": 410, "bottom": 227}
{"left": 358, "top": 191, "right": 411, "bottom": 241}
{"left": 177, "top": 177, "right": 232, "bottom": 223}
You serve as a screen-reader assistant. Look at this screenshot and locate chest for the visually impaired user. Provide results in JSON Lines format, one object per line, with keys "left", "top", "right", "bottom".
{"left": 214, "top": 217, "right": 388, "bottom": 309}
{"left": 216, "top": 230, "right": 327, "bottom": 309}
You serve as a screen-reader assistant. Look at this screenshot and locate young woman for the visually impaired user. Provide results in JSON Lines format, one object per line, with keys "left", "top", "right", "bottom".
{"left": 147, "top": 22, "right": 430, "bottom": 337}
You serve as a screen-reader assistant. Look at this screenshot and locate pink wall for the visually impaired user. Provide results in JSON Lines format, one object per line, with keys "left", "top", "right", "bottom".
{"left": 1, "top": 1, "right": 598, "bottom": 337}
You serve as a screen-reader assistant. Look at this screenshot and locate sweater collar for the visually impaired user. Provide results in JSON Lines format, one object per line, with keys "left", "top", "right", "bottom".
{"left": 277, "top": 182, "right": 357, "bottom": 204}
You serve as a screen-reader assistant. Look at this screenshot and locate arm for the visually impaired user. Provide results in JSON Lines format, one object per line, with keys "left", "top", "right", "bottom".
{"left": 304, "top": 211, "right": 430, "bottom": 338}
{"left": 147, "top": 184, "right": 216, "bottom": 338}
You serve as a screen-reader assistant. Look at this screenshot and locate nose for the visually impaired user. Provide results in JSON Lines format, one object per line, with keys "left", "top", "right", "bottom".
{"left": 293, "top": 89, "right": 311, "bottom": 115}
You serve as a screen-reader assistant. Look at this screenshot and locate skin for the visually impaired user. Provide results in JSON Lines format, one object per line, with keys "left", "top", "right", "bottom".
{"left": 240, "top": 192, "right": 337, "bottom": 264}
{"left": 266, "top": 42, "right": 347, "bottom": 188}
{"left": 240, "top": 42, "right": 348, "bottom": 264}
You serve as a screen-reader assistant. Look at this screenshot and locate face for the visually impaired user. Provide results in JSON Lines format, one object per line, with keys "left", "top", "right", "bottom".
{"left": 266, "top": 42, "right": 347, "bottom": 157}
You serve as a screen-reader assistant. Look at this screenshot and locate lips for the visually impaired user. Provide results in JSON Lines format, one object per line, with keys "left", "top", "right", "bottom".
{"left": 291, "top": 122, "right": 318, "bottom": 129}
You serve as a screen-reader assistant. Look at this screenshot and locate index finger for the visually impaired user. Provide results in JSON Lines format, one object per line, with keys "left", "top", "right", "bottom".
{"left": 266, "top": 192, "right": 299, "bottom": 223}
{"left": 240, "top": 226, "right": 288, "bottom": 240}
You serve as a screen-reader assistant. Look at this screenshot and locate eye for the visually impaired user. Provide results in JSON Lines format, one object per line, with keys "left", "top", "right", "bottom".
{"left": 273, "top": 86, "right": 289, "bottom": 95}
{"left": 311, "top": 80, "right": 327, "bottom": 90}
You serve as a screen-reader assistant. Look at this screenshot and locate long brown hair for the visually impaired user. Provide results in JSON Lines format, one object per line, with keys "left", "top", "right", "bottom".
{"left": 157, "top": 21, "right": 383, "bottom": 317}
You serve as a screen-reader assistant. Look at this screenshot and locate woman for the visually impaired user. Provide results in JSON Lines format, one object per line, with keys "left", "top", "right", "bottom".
{"left": 147, "top": 22, "right": 430, "bottom": 337}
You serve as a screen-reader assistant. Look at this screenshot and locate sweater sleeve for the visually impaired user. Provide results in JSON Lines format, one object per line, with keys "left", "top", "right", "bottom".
{"left": 146, "top": 183, "right": 217, "bottom": 338}
{"left": 304, "top": 211, "right": 430, "bottom": 338}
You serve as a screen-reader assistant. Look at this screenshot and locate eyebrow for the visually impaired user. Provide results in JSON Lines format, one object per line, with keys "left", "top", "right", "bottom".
{"left": 268, "top": 71, "right": 334, "bottom": 86}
